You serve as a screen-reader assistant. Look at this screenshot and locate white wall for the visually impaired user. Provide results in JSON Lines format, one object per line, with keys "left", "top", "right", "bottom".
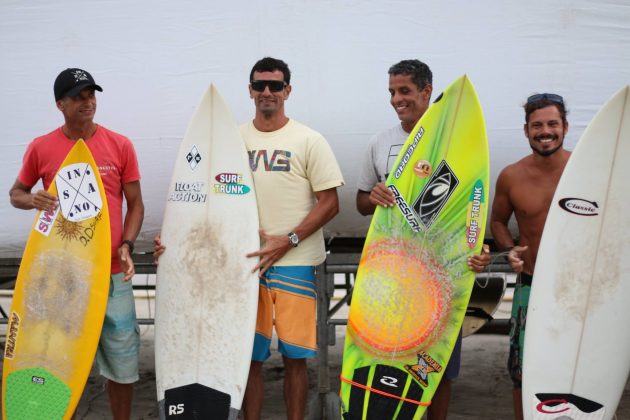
{"left": 1, "top": 0, "right": 629, "bottom": 254}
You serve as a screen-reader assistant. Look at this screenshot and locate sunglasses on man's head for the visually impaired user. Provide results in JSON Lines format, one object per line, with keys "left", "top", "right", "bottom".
{"left": 527, "top": 93, "right": 564, "bottom": 105}
{"left": 250, "top": 80, "right": 287, "bottom": 92}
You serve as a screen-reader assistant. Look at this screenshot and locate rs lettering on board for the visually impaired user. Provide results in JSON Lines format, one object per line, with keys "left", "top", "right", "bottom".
{"left": 168, "top": 404, "right": 184, "bottom": 415}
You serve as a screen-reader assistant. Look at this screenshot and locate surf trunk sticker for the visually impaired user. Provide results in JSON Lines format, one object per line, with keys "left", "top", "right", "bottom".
{"left": 55, "top": 162, "right": 103, "bottom": 222}
{"left": 213, "top": 173, "right": 251, "bottom": 195}
{"left": 466, "top": 180, "right": 485, "bottom": 248}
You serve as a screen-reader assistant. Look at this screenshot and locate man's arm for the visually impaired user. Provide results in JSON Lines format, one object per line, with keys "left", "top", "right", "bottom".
{"left": 356, "top": 182, "right": 395, "bottom": 216}
{"left": 490, "top": 169, "right": 516, "bottom": 250}
{"left": 9, "top": 179, "right": 58, "bottom": 212}
{"left": 248, "top": 187, "right": 339, "bottom": 274}
{"left": 490, "top": 169, "right": 527, "bottom": 272}
{"left": 118, "top": 181, "right": 145, "bottom": 281}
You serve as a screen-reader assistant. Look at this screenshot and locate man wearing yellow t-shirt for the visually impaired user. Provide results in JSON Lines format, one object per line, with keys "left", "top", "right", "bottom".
{"left": 241, "top": 57, "right": 345, "bottom": 420}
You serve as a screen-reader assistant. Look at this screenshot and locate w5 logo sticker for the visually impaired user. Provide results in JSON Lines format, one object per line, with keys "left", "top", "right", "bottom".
{"left": 412, "top": 160, "right": 459, "bottom": 229}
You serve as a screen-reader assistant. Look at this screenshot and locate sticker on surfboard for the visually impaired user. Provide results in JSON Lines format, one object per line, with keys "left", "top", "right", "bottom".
{"left": 186, "top": 145, "right": 202, "bottom": 170}
{"left": 168, "top": 182, "right": 208, "bottom": 203}
{"left": 466, "top": 179, "right": 485, "bottom": 248}
{"left": 55, "top": 162, "right": 103, "bottom": 222}
{"left": 412, "top": 159, "right": 459, "bottom": 229}
{"left": 533, "top": 393, "right": 605, "bottom": 419}
{"left": 213, "top": 172, "right": 251, "bottom": 195}
{"left": 558, "top": 197, "right": 599, "bottom": 216}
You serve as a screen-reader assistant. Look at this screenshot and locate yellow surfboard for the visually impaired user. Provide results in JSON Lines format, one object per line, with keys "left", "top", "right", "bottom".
{"left": 2, "top": 139, "right": 111, "bottom": 419}
{"left": 340, "top": 76, "right": 489, "bottom": 419}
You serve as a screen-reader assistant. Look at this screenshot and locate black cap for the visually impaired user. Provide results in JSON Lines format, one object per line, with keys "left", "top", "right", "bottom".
{"left": 54, "top": 68, "right": 103, "bottom": 101}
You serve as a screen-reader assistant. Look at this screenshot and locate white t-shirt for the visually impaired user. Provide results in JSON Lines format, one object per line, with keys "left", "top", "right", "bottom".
{"left": 240, "top": 119, "right": 345, "bottom": 266}
{"left": 357, "top": 124, "right": 409, "bottom": 192}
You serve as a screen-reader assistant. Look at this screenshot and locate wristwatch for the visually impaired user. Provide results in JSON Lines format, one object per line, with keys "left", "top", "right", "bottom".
{"left": 122, "top": 239, "right": 135, "bottom": 254}
{"left": 288, "top": 232, "right": 299, "bottom": 247}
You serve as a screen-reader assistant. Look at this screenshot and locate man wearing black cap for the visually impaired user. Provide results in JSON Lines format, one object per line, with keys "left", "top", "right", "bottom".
{"left": 9, "top": 68, "right": 145, "bottom": 420}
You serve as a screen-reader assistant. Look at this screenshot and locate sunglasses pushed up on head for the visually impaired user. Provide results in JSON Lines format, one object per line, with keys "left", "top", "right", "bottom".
{"left": 250, "top": 80, "right": 287, "bottom": 92}
{"left": 526, "top": 93, "right": 564, "bottom": 105}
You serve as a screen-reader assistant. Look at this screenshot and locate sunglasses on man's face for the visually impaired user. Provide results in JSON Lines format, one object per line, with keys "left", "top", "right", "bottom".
{"left": 250, "top": 80, "right": 287, "bottom": 92}
{"left": 527, "top": 93, "right": 564, "bottom": 105}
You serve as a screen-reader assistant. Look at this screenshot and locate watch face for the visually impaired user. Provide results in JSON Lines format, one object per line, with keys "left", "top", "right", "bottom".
{"left": 288, "top": 232, "right": 299, "bottom": 246}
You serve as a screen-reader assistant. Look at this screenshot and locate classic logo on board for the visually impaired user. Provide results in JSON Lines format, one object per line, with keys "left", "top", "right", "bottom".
{"left": 388, "top": 185, "right": 421, "bottom": 233}
{"left": 4, "top": 311, "right": 20, "bottom": 359}
{"left": 186, "top": 145, "right": 202, "bottom": 170}
{"left": 394, "top": 127, "right": 425, "bottom": 179}
{"left": 168, "top": 182, "right": 207, "bottom": 203}
{"left": 466, "top": 180, "right": 485, "bottom": 248}
{"left": 404, "top": 351, "right": 443, "bottom": 387}
{"left": 558, "top": 198, "right": 599, "bottom": 216}
{"left": 412, "top": 160, "right": 459, "bottom": 229}
{"left": 55, "top": 162, "right": 103, "bottom": 222}
{"left": 213, "top": 172, "right": 251, "bottom": 195}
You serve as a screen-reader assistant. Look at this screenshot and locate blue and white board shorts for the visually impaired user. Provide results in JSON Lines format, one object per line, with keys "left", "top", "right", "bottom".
{"left": 96, "top": 273, "right": 140, "bottom": 384}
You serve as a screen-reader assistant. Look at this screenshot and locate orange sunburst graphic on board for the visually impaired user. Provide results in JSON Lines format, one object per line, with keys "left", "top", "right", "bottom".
{"left": 348, "top": 238, "right": 452, "bottom": 359}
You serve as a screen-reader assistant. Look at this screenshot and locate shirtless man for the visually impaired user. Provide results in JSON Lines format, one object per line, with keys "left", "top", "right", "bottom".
{"left": 490, "top": 93, "right": 571, "bottom": 420}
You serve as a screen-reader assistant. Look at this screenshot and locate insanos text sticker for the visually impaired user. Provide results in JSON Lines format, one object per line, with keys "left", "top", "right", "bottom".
{"left": 55, "top": 163, "right": 103, "bottom": 222}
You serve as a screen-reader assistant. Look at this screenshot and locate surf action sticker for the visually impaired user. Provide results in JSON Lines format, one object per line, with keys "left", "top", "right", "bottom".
{"left": 55, "top": 162, "right": 103, "bottom": 222}
{"left": 168, "top": 182, "right": 208, "bottom": 203}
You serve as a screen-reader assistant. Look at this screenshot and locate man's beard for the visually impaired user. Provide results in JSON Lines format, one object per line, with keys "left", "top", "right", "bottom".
{"left": 531, "top": 135, "right": 563, "bottom": 157}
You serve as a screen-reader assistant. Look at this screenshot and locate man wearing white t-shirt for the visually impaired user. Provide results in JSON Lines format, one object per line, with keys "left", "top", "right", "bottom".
{"left": 356, "top": 59, "right": 489, "bottom": 420}
{"left": 242, "top": 57, "right": 345, "bottom": 420}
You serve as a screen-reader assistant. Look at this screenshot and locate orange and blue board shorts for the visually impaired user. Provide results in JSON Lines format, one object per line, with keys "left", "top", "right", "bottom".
{"left": 252, "top": 266, "right": 317, "bottom": 361}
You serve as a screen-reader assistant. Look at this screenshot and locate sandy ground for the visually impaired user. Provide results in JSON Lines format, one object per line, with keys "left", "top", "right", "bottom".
{"left": 1, "top": 281, "right": 630, "bottom": 419}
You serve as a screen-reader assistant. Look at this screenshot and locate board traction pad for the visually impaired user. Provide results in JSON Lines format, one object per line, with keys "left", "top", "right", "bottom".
{"left": 5, "top": 367, "right": 71, "bottom": 419}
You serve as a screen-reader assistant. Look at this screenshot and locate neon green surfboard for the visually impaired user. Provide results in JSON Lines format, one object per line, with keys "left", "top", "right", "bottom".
{"left": 340, "top": 75, "right": 489, "bottom": 419}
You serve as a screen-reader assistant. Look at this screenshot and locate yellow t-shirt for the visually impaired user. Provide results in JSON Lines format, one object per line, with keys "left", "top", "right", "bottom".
{"left": 240, "top": 119, "right": 345, "bottom": 266}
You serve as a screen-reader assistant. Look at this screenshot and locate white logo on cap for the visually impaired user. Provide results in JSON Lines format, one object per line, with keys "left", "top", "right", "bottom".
{"left": 71, "top": 70, "right": 89, "bottom": 82}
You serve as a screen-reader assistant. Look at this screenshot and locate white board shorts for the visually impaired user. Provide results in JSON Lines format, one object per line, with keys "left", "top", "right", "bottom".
{"left": 95, "top": 273, "right": 140, "bottom": 384}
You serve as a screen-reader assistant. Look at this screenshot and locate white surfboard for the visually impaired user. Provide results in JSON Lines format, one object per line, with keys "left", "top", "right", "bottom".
{"left": 522, "top": 86, "right": 630, "bottom": 420}
{"left": 154, "top": 85, "right": 259, "bottom": 420}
